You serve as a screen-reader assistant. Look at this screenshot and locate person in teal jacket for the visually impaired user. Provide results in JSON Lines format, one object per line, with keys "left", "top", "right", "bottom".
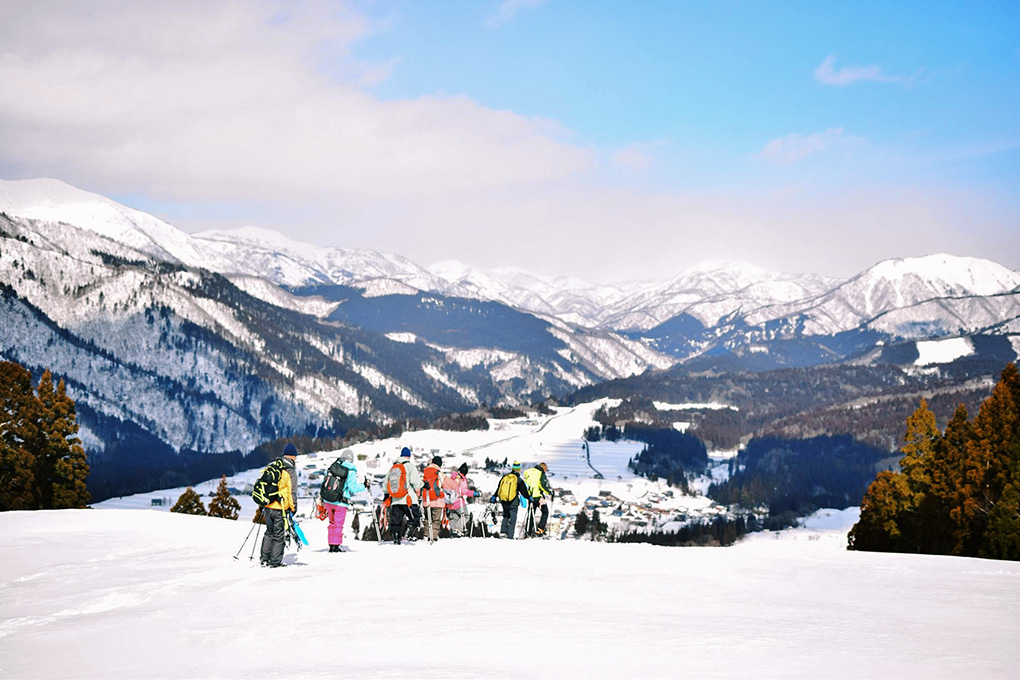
{"left": 321, "top": 449, "right": 367, "bottom": 552}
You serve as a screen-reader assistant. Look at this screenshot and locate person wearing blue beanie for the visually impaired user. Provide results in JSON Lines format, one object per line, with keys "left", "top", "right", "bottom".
{"left": 259, "top": 442, "right": 299, "bottom": 567}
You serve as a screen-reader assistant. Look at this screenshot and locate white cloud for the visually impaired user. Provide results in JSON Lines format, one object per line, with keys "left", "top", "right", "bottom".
{"left": 814, "top": 55, "right": 907, "bottom": 86}
{"left": 0, "top": 0, "right": 593, "bottom": 204}
{"left": 0, "top": 2, "right": 1013, "bottom": 282}
{"left": 611, "top": 141, "right": 666, "bottom": 172}
{"left": 756, "top": 128, "right": 863, "bottom": 164}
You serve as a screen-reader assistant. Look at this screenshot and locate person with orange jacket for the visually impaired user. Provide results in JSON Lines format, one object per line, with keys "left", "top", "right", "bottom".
{"left": 421, "top": 456, "right": 446, "bottom": 540}
{"left": 260, "top": 443, "right": 298, "bottom": 568}
{"left": 386, "top": 447, "right": 423, "bottom": 544}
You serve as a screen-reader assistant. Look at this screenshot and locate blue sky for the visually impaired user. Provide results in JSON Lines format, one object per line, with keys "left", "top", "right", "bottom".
{"left": 0, "top": 0, "right": 1017, "bottom": 280}
{"left": 353, "top": 1, "right": 1018, "bottom": 185}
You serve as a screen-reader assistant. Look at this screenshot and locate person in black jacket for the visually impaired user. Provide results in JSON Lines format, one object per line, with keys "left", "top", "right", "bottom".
{"left": 491, "top": 461, "right": 533, "bottom": 539}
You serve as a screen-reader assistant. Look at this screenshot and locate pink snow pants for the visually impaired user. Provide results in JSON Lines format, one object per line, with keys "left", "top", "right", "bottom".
{"left": 325, "top": 503, "right": 347, "bottom": 546}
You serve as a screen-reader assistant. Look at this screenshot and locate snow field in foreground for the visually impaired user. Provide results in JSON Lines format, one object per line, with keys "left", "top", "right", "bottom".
{"left": 3, "top": 508, "right": 1019, "bottom": 680}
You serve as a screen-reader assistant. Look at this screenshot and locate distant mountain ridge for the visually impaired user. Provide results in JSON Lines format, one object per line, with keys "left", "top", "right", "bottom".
{"left": 1, "top": 177, "right": 1018, "bottom": 468}
{"left": 0, "top": 179, "right": 673, "bottom": 464}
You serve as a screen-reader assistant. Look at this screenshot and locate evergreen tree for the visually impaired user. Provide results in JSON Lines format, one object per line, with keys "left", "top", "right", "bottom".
{"left": 922, "top": 404, "right": 971, "bottom": 554}
{"left": 851, "top": 363, "right": 1020, "bottom": 560}
{"left": 171, "top": 487, "right": 207, "bottom": 516}
{"left": 967, "top": 364, "right": 1020, "bottom": 559}
{"left": 33, "top": 371, "right": 90, "bottom": 509}
{"left": 590, "top": 508, "right": 606, "bottom": 541}
{"left": 983, "top": 482, "right": 1020, "bottom": 560}
{"left": 847, "top": 470, "right": 912, "bottom": 552}
{"left": 574, "top": 508, "right": 589, "bottom": 537}
{"left": 0, "top": 362, "right": 38, "bottom": 511}
{"left": 207, "top": 475, "right": 240, "bottom": 520}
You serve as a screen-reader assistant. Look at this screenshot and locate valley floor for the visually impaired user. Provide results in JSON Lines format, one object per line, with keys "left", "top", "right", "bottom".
{"left": 2, "top": 508, "right": 1018, "bottom": 679}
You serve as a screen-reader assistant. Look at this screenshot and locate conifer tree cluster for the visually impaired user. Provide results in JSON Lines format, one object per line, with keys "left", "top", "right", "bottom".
{"left": 849, "top": 363, "right": 1020, "bottom": 560}
{"left": 0, "top": 361, "right": 90, "bottom": 511}
{"left": 207, "top": 475, "right": 240, "bottom": 520}
{"left": 170, "top": 487, "right": 207, "bottom": 515}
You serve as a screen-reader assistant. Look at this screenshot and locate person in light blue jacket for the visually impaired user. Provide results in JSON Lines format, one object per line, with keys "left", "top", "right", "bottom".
{"left": 320, "top": 449, "right": 367, "bottom": 552}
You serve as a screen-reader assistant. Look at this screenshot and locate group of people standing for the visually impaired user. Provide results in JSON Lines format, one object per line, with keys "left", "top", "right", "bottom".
{"left": 382, "top": 447, "right": 478, "bottom": 543}
{"left": 255, "top": 444, "right": 555, "bottom": 563}
{"left": 491, "top": 460, "right": 553, "bottom": 539}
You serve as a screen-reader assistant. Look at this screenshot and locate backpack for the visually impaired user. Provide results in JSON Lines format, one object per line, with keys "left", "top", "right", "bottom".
{"left": 319, "top": 459, "right": 350, "bottom": 504}
{"left": 386, "top": 462, "right": 408, "bottom": 498}
{"left": 523, "top": 467, "right": 542, "bottom": 497}
{"left": 496, "top": 473, "right": 518, "bottom": 502}
{"left": 252, "top": 459, "right": 285, "bottom": 507}
{"left": 422, "top": 465, "right": 444, "bottom": 503}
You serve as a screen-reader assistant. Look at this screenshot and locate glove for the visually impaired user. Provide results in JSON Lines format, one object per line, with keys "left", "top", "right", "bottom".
{"left": 489, "top": 495, "right": 497, "bottom": 503}
{"left": 520, "top": 497, "right": 528, "bottom": 508}
{"left": 423, "top": 480, "right": 431, "bottom": 492}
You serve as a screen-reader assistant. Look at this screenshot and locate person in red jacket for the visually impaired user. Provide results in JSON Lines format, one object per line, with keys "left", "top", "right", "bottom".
{"left": 421, "top": 456, "right": 446, "bottom": 540}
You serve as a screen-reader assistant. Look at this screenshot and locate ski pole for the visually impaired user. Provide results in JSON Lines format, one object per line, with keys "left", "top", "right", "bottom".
{"left": 376, "top": 503, "right": 387, "bottom": 543}
{"left": 249, "top": 523, "right": 262, "bottom": 561}
{"left": 233, "top": 522, "right": 257, "bottom": 559}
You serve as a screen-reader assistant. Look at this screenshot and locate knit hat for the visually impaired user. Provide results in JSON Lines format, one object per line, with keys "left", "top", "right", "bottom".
{"left": 282, "top": 443, "right": 298, "bottom": 458}
{"left": 340, "top": 449, "right": 354, "bottom": 462}
{"left": 431, "top": 456, "right": 442, "bottom": 467}
{"left": 512, "top": 461, "right": 521, "bottom": 470}
{"left": 458, "top": 463, "right": 469, "bottom": 476}
{"left": 400, "top": 447, "right": 411, "bottom": 458}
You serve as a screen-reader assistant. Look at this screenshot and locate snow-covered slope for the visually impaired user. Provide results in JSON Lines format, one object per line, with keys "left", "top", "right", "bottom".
{"left": 194, "top": 226, "right": 461, "bottom": 294}
{"left": 12, "top": 403, "right": 1005, "bottom": 678}
{"left": 607, "top": 261, "right": 840, "bottom": 330}
{"left": 762, "top": 254, "right": 1020, "bottom": 336}
{"left": 430, "top": 259, "right": 646, "bottom": 327}
{"left": 0, "top": 178, "right": 237, "bottom": 272}
{"left": 0, "top": 211, "right": 510, "bottom": 454}
{"left": 3, "top": 505, "right": 1016, "bottom": 679}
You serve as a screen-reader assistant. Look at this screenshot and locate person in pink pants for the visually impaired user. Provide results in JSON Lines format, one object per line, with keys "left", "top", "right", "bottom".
{"left": 319, "top": 449, "right": 366, "bottom": 552}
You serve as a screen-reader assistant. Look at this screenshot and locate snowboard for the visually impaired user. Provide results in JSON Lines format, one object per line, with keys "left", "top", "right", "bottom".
{"left": 288, "top": 511, "right": 309, "bottom": 546}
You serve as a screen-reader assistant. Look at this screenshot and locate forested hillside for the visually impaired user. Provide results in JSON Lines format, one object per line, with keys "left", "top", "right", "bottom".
{"left": 849, "top": 363, "right": 1020, "bottom": 561}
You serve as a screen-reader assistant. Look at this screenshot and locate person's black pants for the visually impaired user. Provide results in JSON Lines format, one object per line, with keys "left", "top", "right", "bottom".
{"left": 500, "top": 501, "right": 519, "bottom": 538}
{"left": 389, "top": 504, "right": 413, "bottom": 540}
{"left": 260, "top": 507, "right": 285, "bottom": 566}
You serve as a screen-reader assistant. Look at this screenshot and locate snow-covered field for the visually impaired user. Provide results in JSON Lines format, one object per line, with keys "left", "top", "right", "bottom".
{"left": 4, "top": 401, "right": 1020, "bottom": 678}
{"left": 4, "top": 508, "right": 1019, "bottom": 679}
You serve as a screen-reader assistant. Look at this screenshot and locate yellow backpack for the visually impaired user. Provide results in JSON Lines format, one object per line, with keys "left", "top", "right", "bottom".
{"left": 496, "top": 473, "right": 518, "bottom": 502}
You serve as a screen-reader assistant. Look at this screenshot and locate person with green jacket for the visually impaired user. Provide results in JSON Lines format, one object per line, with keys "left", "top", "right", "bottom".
{"left": 523, "top": 462, "right": 552, "bottom": 536}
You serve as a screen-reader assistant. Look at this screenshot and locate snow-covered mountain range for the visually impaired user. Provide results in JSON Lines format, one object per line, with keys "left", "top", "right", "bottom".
{"left": 1, "top": 177, "right": 1018, "bottom": 461}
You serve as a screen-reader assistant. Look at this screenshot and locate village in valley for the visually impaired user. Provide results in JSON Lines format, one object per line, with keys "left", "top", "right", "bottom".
{"left": 102, "top": 400, "right": 742, "bottom": 544}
